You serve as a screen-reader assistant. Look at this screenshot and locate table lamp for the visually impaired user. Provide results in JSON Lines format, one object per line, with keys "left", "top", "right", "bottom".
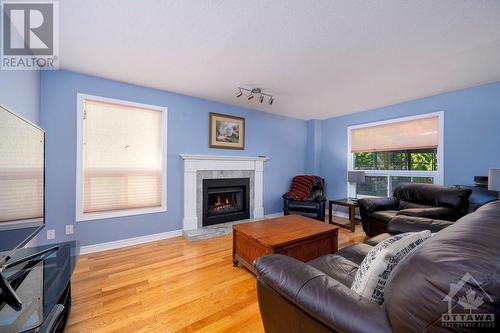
{"left": 488, "top": 168, "right": 500, "bottom": 199}
{"left": 348, "top": 171, "right": 366, "bottom": 201}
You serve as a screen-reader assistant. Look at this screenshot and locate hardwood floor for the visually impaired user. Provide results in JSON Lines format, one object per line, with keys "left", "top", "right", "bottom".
{"left": 67, "top": 218, "right": 366, "bottom": 333}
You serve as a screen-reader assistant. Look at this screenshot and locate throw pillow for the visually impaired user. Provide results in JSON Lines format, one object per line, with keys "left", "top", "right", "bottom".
{"left": 351, "top": 230, "right": 431, "bottom": 304}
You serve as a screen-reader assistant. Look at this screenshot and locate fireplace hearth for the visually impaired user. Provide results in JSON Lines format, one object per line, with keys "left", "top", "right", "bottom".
{"left": 203, "top": 178, "right": 250, "bottom": 226}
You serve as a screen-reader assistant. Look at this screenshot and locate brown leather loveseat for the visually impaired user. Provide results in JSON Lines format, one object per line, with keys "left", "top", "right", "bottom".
{"left": 358, "top": 183, "right": 472, "bottom": 237}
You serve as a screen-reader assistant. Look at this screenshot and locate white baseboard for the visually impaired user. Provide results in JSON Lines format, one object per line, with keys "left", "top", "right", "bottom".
{"left": 79, "top": 212, "right": 284, "bottom": 255}
{"left": 263, "top": 212, "right": 284, "bottom": 219}
{"left": 79, "top": 229, "right": 183, "bottom": 255}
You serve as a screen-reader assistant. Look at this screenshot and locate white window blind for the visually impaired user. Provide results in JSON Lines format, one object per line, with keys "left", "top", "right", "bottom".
{"left": 350, "top": 116, "right": 439, "bottom": 153}
{"left": 0, "top": 108, "right": 44, "bottom": 224}
{"left": 82, "top": 99, "right": 164, "bottom": 214}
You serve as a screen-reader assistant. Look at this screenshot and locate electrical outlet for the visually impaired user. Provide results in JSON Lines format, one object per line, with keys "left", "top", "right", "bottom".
{"left": 47, "top": 229, "right": 56, "bottom": 240}
{"left": 65, "top": 224, "right": 74, "bottom": 235}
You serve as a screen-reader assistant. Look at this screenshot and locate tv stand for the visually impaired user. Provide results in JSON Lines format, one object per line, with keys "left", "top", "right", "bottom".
{"left": 0, "top": 241, "right": 76, "bottom": 333}
{"left": 0, "top": 245, "right": 59, "bottom": 311}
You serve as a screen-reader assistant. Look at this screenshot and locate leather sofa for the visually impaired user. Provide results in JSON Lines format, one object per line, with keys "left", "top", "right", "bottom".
{"left": 283, "top": 178, "right": 326, "bottom": 221}
{"left": 254, "top": 200, "right": 500, "bottom": 333}
{"left": 358, "top": 183, "right": 472, "bottom": 237}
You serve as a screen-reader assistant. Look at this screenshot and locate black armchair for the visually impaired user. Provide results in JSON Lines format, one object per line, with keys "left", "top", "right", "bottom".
{"left": 283, "top": 178, "right": 326, "bottom": 221}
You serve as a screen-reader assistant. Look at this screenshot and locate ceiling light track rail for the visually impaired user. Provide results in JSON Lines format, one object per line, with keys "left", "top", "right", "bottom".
{"left": 235, "top": 87, "right": 274, "bottom": 105}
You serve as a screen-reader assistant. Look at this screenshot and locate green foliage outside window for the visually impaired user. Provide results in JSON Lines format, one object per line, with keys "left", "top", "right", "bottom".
{"left": 354, "top": 149, "right": 437, "bottom": 171}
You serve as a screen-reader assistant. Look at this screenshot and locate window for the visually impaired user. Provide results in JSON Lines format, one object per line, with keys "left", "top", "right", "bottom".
{"left": 348, "top": 112, "right": 443, "bottom": 198}
{"left": 76, "top": 94, "right": 167, "bottom": 221}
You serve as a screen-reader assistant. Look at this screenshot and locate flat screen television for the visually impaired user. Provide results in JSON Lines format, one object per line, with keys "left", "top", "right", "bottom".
{"left": 0, "top": 105, "right": 45, "bottom": 255}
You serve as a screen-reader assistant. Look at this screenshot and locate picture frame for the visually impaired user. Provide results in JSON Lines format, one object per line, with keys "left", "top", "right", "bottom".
{"left": 209, "top": 112, "right": 245, "bottom": 150}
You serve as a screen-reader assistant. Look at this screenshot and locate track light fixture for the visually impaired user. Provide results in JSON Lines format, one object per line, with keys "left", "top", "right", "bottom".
{"left": 235, "top": 87, "right": 274, "bottom": 106}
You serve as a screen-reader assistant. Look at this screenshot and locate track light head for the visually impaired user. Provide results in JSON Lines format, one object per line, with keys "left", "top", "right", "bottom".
{"left": 247, "top": 94, "right": 254, "bottom": 100}
{"left": 259, "top": 95, "right": 264, "bottom": 103}
{"left": 235, "top": 89, "right": 242, "bottom": 98}
{"left": 268, "top": 97, "right": 274, "bottom": 105}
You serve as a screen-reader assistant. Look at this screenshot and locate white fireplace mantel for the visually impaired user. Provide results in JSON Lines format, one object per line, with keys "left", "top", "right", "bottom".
{"left": 180, "top": 154, "right": 270, "bottom": 231}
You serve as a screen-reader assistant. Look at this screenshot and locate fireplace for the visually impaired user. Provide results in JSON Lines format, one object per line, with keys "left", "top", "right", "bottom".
{"left": 202, "top": 178, "right": 250, "bottom": 226}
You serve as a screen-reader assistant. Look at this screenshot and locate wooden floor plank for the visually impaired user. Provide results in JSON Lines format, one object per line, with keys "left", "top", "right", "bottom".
{"left": 66, "top": 218, "right": 366, "bottom": 332}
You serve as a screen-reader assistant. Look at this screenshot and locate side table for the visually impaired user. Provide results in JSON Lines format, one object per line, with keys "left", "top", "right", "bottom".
{"left": 328, "top": 198, "right": 360, "bottom": 232}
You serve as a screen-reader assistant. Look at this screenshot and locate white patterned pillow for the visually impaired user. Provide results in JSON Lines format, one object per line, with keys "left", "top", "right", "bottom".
{"left": 351, "top": 230, "right": 431, "bottom": 304}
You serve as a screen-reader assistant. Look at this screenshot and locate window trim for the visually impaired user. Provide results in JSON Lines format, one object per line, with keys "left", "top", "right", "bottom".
{"left": 347, "top": 111, "right": 444, "bottom": 198}
{"left": 75, "top": 93, "right": 168, "bottom": 222}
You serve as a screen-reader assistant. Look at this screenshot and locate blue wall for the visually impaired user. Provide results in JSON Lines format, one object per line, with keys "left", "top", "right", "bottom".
{"left": 305, "top": 119, "right": 322, "bottom": 175}
{"left": 40, "top": 70, "right": 307, "bottom": 246}
{"left": 0, "top": 70, "right": 40, "bottom": 124}
{"left": 320, "top": 81, "right": 500, "bottom": 199}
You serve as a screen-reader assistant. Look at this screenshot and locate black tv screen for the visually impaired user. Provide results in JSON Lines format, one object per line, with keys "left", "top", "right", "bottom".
{"left": 0, "top": 106, "right": 45, "bottom": 252}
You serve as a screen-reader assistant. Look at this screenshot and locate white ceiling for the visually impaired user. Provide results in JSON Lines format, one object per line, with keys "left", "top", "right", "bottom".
{"left": 60, "top": 0, "right": 500, "bottom": 120}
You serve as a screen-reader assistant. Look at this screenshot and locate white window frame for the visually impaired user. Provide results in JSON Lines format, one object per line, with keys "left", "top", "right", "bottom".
{"left": 75, "top": 93, "right": 168, "bottom": 222}
{"left": 347, "top": 111, "right": 444, "bottom": 198}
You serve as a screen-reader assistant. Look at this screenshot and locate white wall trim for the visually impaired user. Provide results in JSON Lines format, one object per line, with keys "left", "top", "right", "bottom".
{"left": 346, "top": 111, "right": 445, "bottom": 197}
{"left": 180, "top": 154, "right": 269, "bottom": 162}
{"left": 79, "top": 229, "right": 182, "bottom": 255}
{"left": 75, "top": 93, "right": 168, "bottom": 222}
{"left": 260, "top": 212, "right": 283, "bottom": 219}
{"left": 79, "top": 212, "right": 284, "bottom": 255}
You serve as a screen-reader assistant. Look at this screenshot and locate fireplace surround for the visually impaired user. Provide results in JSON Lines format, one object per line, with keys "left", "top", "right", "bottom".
{"left": 180, "top": 154, "right": 269, "bottom": 231}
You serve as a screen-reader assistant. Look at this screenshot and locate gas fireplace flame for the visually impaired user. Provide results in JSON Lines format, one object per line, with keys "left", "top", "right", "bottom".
{"left": 210, "top": 194, "right": 240, "bottom": 214}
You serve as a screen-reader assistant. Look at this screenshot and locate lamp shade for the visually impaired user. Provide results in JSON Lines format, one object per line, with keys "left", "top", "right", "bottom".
{"left": 488, "top": 168, "right": 500, "bottom": 191}
{"left": 348, "top": 171, "right": 366, "bottom": 184}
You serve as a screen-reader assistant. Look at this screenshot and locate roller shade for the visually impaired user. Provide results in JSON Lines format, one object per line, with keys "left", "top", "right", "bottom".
{"left": 83, "top": 100, "right": 164, "bottom": 213}
{"left": 351, "top": 116, "right": 439, "bottom": 153}
{"left": 0, "top": 109, "right": 44, "bottom": 223}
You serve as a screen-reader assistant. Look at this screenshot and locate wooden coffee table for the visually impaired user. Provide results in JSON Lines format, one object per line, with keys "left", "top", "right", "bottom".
{"left": 232, "top": 215, "right": 339, "bottom": 275}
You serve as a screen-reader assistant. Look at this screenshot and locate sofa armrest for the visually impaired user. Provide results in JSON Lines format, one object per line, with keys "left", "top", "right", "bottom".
{"left": 254, "top": 254, "right": 392, "bottom": 333}
{"left": 397, "top": 207, "right": 457, "bottom": 219}
{"left": 387, "top": 215, "right": 454, "bottom": 234}
{"left": 358, "top": 197, "right": 398, "bottom": 215}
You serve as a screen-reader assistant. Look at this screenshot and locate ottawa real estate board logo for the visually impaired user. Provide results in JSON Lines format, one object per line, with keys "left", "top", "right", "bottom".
{"left": 1, "top": 0, "right": 59, "bottom": 70}
{"left": 442, "top": 272, "right": 495, "bottom": 329}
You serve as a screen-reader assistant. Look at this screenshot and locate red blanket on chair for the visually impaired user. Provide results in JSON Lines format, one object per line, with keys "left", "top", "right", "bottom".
{"left": 285, "top": 175, "right": 321, "bottom": 201}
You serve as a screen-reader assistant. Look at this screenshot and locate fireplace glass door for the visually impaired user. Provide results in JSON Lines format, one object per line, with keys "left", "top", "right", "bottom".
{"left": 202, "top": 178, "right": 250, "bottom": 226}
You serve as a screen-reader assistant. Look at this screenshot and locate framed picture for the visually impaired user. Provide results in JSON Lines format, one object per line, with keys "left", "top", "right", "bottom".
{"left": 209, "top": 112, "right": 245, "bottom": 150}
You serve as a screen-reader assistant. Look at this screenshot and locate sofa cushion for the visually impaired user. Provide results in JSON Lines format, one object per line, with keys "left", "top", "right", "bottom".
{"left": 335, "top": 243, "right": 373, "bottom": 265}
{"left": 370, "top": 210, "right": 398, "bottom": 223}
{"left": 351, "top": 230, "right": 431, "bottom": 304}
{"left": 364, "top": 233, "right": 392, "bottom": 246}
{"left": 396, "top": 206, "right": 456, "bottom": 219}
{"left": 307, "top": 254, "right": 360, "bottom": 287}
{"left": 387, "top": 215, "right": 453, "bottom": 234}
{"left": 287, "top": 201, "right": 318, "bottom": 211}
{"left": 393, "top": 183, "right": 471, "bottom": 212}
{"left": 398, "top": 199, "right": 432, "bottom": 210}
